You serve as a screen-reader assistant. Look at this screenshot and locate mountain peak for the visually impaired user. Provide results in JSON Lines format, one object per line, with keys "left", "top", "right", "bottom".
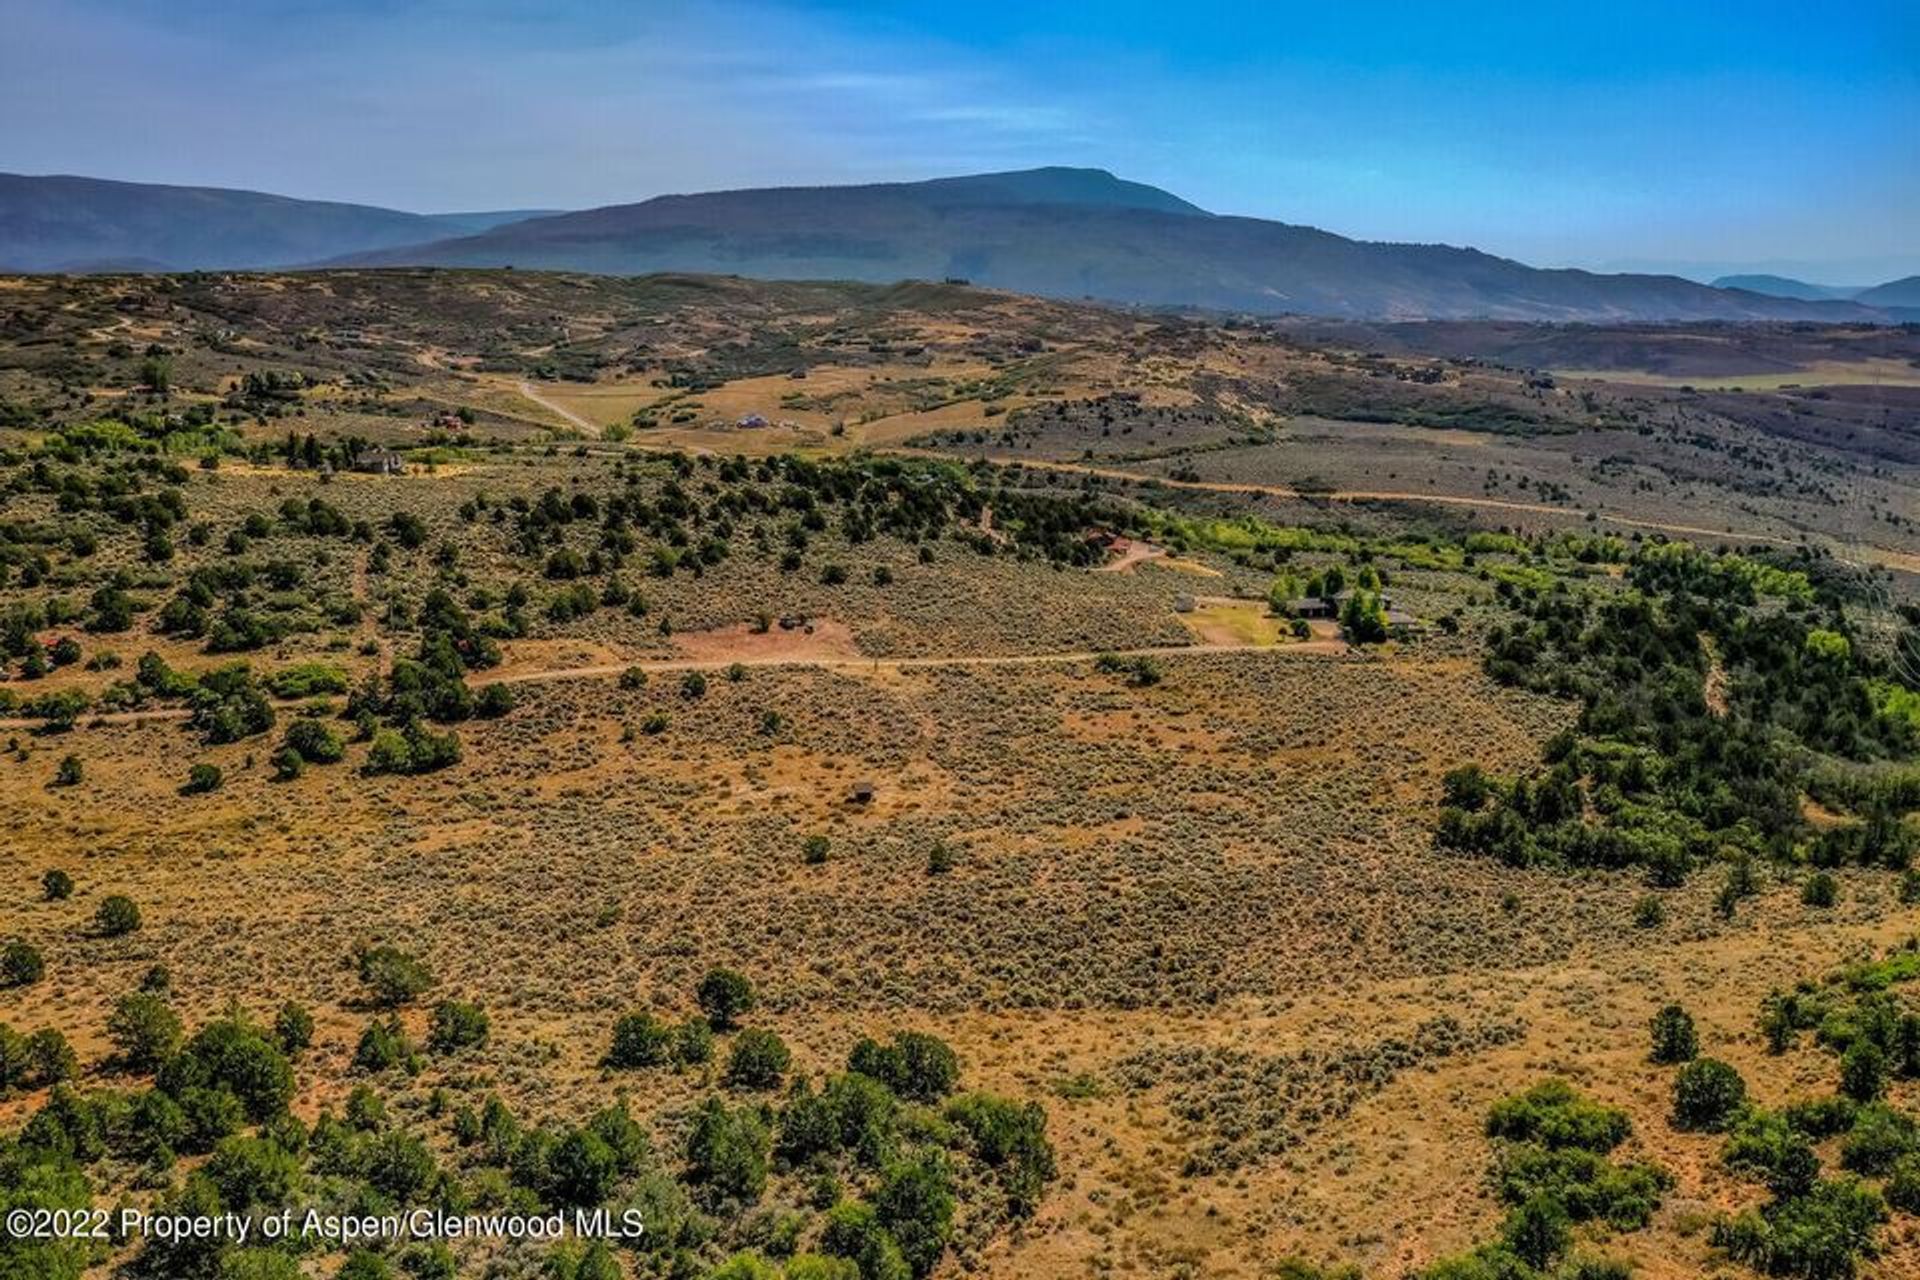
{"left": 904, "top": 167, "right": 1210, "bottom": 217}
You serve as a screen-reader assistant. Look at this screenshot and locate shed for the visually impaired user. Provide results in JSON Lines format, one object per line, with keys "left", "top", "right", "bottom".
{"left": 848, "top": 778, "right": 876, "bottom": 804}
{"left": 1173, "top": 594, "right": 1196, "bottom": 614}
{"left": 352, "top": 447, "right": 406, "bottom": 475}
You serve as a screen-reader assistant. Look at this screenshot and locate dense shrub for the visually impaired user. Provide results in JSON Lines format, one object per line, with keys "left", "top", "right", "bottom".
{"left": 819, "top": 1200, "right": 910, "bottom": 1280}
{"left": 698, "top": 968, "right": 757, "bottom": 1030}
{"left": 606, "top": 1012, "right": 673, "bottom": 1070}
{"left": 1839, "top": 1040, "right": 1888, "bottom": 1104}
{"left": 873, "top": 1155, "right": 955, "bottom": 1277}
{"left": 357, "top": 945, "right": 435, "bottom": 1007}
{"left": 181, "top": 762, "right": 223, "bottom": 794}
{"left": 0, "top": 939, "right": 44, "bottom": 988}
{"left": 1648, "top": 1004, "right": 1699, "bottom": 1064}
{"left": 1724, "top": 1110, "right": 1821, "bottom": 1200}
{"left": 95, "top": 894, "right": 141, "bottom": 936}
{"left": 107, "top": 992, "right": 182, "bottom": 1073}
{"left": 686, "top": 1098, "right": 771, "bottom": 1205}
{"left": 1672, "top": 1059, "right": 1747, "bottom": 1132}
{"left": 944, "top": 1093, "right": 1055, "bottom": 1217}
{"left": 0, "top": 1023, "right": 76, "bottom": 1091}
{"left": 274, "top": 1003, "right": 314, "bottom": 1054}
{"left": 1485, "top": 1080, "right": 1630, "bottom": 1153}
{"left": 353, "top": 1018, "right": 413, "bottom": 1073}
{"left": 282, "top": 717, "right": 345, "bottom": 764}
{"left": 676, "top": 1018, "right": 716, "bottom": 1067}
{"left": 1838, "top": 1104, "right": 1916, "bottom": 1176}
{"left": 725, "top": 1029, "right": 792, "bottom": 1090}
{"left": 159, "top": 1017, "right": 295, "bottom": 1121}
{"left": 206, "top": 1135, "right": 301, "bottom": 1211}
{"left": 427, "top": 1001, "right": 489, "bottom": 1054}
{"left": 1713, "top": 1177, "right": 1886, "bottom": 1279}
{"left": 848, "top": 1032, "right": 961, "bottom": 1103}
{"left": 363, "top": 723, "right": 462, "bottom": 775}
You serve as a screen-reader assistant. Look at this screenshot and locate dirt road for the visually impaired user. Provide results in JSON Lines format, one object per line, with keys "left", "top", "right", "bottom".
{"left": 518, "top": 381, "right": 598, "bottom": 434}
{"left": 0, "top": 637, "right": 1351, "bottom": 732}
{"left": 910, "top": 450, "right": 1808, "bottom": 548}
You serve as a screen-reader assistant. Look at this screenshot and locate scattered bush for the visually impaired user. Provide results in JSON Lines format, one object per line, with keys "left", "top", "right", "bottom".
{"left": 108, "top": 991, "right": 182, "bottom": 1073}
{"left": 427, "top": 1001, "right": 490, "bottom": 1054}
{"left": 0, "top": 939, "right": 45, "bottom": 987}
{"left": 1648, "top": 1004, "right": 1698, "bottom": 1064}
{"left": 726, "top": 1029, "right": 792, "bottom": 1090}
{"left": 1672, "top": 1058, "right": 1747, "bottom": 1132}
{"left": 848, "top": 1032, "right": 961, "bottom": 1104}
{"left": 606, "top": 1013, "right": 674, "bottom": 1070}
{"left": 698, "top": 968, "right": 756, "bottom": 1031}
{"left": 96, "top": 894, "right": 142, "bottom": 936}
{"left": 357, "top": 945, "right": 435, "bottom": 1007}
{"left": 1713, "top": 1177, "right": 1886, "bottom": 1280}
{"left": 275, "top": 1003, "right": 314, "bottom": 1055}
{"left": 353, "top": 1018, "right": 413, "bottom": 1073}
{"left": 1802, "top": 873, "right": 1839, "bottom": 908}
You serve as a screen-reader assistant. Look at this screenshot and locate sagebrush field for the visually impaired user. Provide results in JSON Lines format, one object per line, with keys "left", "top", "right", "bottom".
{"left": 0, "top": 271, "right": 1917, "bottom": 1280}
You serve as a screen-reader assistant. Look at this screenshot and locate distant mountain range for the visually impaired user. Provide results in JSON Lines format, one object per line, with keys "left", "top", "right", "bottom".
{"left": 1706, "top": 272, "right": 1920, "bottom": 320}
{"left": 0, "top": 174, "right": 556, "bottom": 272}
{"left": 1856, "top": 276, "right": 1920, "bottom": 308}
{"left": 3, "top": 168, "right": 1912, "bottom": 323}
{"left": 1710, "top": 274, "right": 1862, "bottom": 302}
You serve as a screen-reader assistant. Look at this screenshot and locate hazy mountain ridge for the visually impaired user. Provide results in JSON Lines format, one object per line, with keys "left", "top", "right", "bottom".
{"left": 2, "top": 167, "right": 1906, "bottom": 323}
{"left": 1855, "top": 276, "right": 1920, "bottom": 307}
{"left": 331, "top": 168, "right": 1893, "bottom": 322}
{"left": 1710, "top": 273, "right": 1860, "bottom": 301}
{"left": 0, "top": 173, "right": 558, "bottom": 272}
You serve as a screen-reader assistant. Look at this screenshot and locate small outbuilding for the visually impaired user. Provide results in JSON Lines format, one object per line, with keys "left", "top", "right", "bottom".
{"left": 1173, "top": 594, "right": 1196, "bottom": 614}
{"left": 352, "top": 447, "right": 406, "bottom": 475}
{"left": 848, "top": 778, "right": 876, "bottom": 805}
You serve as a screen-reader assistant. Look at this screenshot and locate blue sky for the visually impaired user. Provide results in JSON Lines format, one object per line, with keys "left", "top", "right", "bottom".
{"left": 4, "top": 0, "right": 1915, "bottom": 280}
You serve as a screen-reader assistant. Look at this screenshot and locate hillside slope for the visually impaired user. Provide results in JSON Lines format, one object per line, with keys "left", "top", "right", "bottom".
{"left": 337, "top": 167, "right": 1879, "bottom": 323}
{"left": 1709, "top": 273, "right": 1857, "bottom": 301}
{"left": 1855, "top": 275, "right": 1920, "bottom": 307}
{"left": 0, "top": 173, "right": 551, "bottom": 271}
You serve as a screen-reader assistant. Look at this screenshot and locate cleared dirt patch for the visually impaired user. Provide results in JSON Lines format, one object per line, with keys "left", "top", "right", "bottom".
{"left": 1092, "top": 536, "right": 1166, "bottom": 573}
{"left": 671, "top": 617, "right": 863, "bottom": 664}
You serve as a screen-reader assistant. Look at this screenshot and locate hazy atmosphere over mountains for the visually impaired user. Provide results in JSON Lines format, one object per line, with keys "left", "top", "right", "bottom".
{"left": 2, "top": 167, "right": 1910, "bottom": 323}
{"left": 0, "top": 173, "right": 553, "bottom": 273}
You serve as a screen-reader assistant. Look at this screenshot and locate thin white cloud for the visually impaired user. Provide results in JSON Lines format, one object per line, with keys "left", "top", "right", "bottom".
{"left": 0, "top": 0, "right": 1095, "bottom": 209}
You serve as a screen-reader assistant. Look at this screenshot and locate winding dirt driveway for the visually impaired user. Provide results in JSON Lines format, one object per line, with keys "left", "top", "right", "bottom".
{"left": 518, "top": 381, "right": 598, "bottom": 434}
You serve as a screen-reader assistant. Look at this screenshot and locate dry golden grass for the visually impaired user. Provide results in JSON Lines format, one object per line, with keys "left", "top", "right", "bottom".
{"left": 8, "top": 637, "right": 1915, "bottom": 1275}
{"left": 3, "top": 269, "right": 1919, "bottom": 1279}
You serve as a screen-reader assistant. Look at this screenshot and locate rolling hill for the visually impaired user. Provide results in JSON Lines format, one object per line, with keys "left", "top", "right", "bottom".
{"left": 1855, "top": 275, "right": 1920, "bottom": 308}
{"left": 0, "top": 173, "right": 556, "bottom": 272}
{"left": 335, "top": 167, "right": 1882, "bottom": 323}
{"left": 1709, "top": 273, "right": 1858, "bottom": 301}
